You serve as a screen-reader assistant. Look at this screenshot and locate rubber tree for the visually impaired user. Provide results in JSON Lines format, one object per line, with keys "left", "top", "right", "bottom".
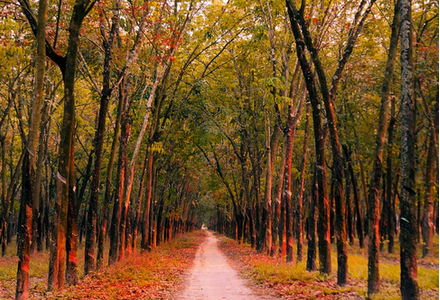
{"left": 286, "top": 0, "right": 376, "bottom": 284}
{"left": 15, "top": 0, "right": 47, "bottom": 297}
{"left": 367, "top": 0, "right": 401, "bottom": 295}
{"left": 18, "top": 0, "right": 96, "bottom": 292}
{"left": 399, "top": 0, "right": 420, "bottom": 298}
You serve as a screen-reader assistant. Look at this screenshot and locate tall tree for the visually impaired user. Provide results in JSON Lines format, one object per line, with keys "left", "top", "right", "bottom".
{"left": 399, "top": 0, "right": 419, "bottom": 298}
{"left": 367, "top": 0, "right": 401, "bottom": 295}
{"left": 285, "top": 7, "right": 331, "bottom": 273}
{"left": 46, "top": 0, "right": 97, "bottom": 290}
{"left": 286, "top": 0, "right": 376, "bottom": 284}
{"left": 296, "top": 105, "right": 309, "bottom": 262}
{"left": 84, "top": 0, "right": 121, "bottom": 275}
{"left": 421, "top": 95, "right": 438, "bottom": 257}
{"left": 15, "top": 0, "right": 47, "bottom": 297}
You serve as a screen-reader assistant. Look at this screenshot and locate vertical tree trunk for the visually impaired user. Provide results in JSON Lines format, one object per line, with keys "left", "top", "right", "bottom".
{"left": 32, "top": 102, "right": 50, "bottom": 253}
{"left": 47, "top": 0, "right": 95, "bottom": 290}
{"left": 296, "top": 105, "right": 309, "bottom": 262}
{"left": 343, "top": 145, "right": 354, "bottom": 246}
{"left": 141, "top": 150, "right": 154, "bottom": 250}
{"left": 65, "top": 139, "right": 78, "bottom": 286}
{"left": 421, "top": 95, "right": 438, "bottom": 257}
{"left": 109, "top": 77, "right": 131, "bottom": 265}
{"left": 283, "top": 65, "right": 304, "bottom": 263}
{"left": 97, "top": 80, "right": 124, "bottom": 268}
{"left": 346, "top": 148, "right": 364, "bottom": 248}
{"left": 282, "top": 122, "right": 294, "bottom": 263}
{"left": 16, "top": 0, "right": 47, "bottom": 296}
{"left": 262, "top": 106, "right": 272, "bottom": 254}
{"left": 286, "top": 3, "right": 331, "bottom": 274}
{"left": 306, "top": 169, "right": 318, "bottom": 271}
{"left": 16, "top": 153, "right": 34, "bottom": 300}
{"left": 367, "top": 0, "right": 400, "bottom": 294}
{"left": 132, "top": 150, "right": 149, "bottom": 252}
{"left": 399, "top": 0, "right": 419, "bottom": 298}
{"left": 84, "top": 0, "right": 120, "bottom": 274}
{"left": 1, "top": 137, "right": 6, "bottom": 256}
{"left": 386, "top": 98, "right": 397, "bottom": 253}
{"left": 119, "top": 72, "right": 162, "bottom": 260}
{"left": 277, "top": 145, "right": 286, "bottom": 256}
{"left": 270, "top": 120, "right": 282, "bottom": 257}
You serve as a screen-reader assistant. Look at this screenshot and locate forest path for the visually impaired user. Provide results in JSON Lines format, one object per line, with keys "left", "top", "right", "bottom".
{"left": 175, "top": 230, "right": 263, "bottom": 300}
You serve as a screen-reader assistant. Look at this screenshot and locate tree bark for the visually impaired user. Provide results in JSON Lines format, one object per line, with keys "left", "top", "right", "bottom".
{"left": 399, "top": 0, "right": 419, "bottom": 298}
{"left": 288, "top": 0, "right": 376, "bottom": 284}
{"left": 306, "top": 168, "right": 318, "bottom": 271}
{"left": 132, "top": 149, "right": 149, "bottom": 252}
{"left": 283, "top": 78, "right": 305, "bottom": 263}
{"left": 346, "top": 148, "right": 364, "bottom": 248}
{"left": 84, "top": 0, "right": 120, "bottom": 275}
{"left": 276, "top": 143, "right": 286, "bottom": 256}
{"left": 32, "top": 102, "right": 50, "bottom": 253}
{"left": 109, "top": 76, "right": 132, "bottom": 265}
{"left": 297, "top": 106, "right": 309, "bottom": 261}
{"left": 141, "top": 150, "right": 154, "bottom": 250}
{"left": 65, "top": 137, "right": 78, "bottom": 286}
{"left": 367, "top": 1, "right": 401, "bottom": 294}
{"left": 39, "top": 0, "right": 96, "bottom": 290}
{"left": 16, "top": 0, "right": 47, "bottom": 296}
{"left": 421, "top": 94, "right": 438, "bottom": 257}
{"left": 0, "top": 137, "right": 6, "bottom": 256}
{"left": 97, "top": 79, "right": 124, "bottom": 268}
{"left": 286, "top": 1, "right": 331, "bottom": 275}
{"left": 343, "top": 146, "right": 354, "bottom": 246}
{"left": 386, "top": 97, "right": 397, "bottom": 253}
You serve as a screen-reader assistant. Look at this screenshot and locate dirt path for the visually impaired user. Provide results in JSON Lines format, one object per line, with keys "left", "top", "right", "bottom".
{"left": 175, "top": 230, "right": 262, "bottom": 300}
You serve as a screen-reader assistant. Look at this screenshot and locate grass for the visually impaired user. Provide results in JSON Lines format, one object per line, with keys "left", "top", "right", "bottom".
{"left": 219, "top": 234, "right": 439, "bottom": 300}
{"left": 0, "top": 231, "right": 205, "bottom": 299}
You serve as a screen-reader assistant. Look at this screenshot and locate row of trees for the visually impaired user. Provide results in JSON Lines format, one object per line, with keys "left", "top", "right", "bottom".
{"left": 0, "top": 0, "right": 437, "bottom": 299}
{"left": 201, "top": 0, "right": 438, "bottom": 299}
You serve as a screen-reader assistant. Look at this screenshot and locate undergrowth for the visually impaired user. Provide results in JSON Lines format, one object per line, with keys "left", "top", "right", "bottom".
{"left": 0, "top": 231, "right": 204, "bottom": 299}
{"left": 219, "top": 234, "right": 439, "bottom": 300}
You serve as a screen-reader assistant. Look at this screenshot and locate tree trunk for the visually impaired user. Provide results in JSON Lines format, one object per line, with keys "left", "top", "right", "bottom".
{"left": 16, "top": 0, "right": 47, "bottom": 296}
{"left": 342, "top": 145, "right": 354, "bottom": 246}
{"left": 32, "top": 102, "right": 50, "bottom": 253}
{"left": 306, "top": 169, "right": 318, "bottom": 271}
{"left": 16, "top": 153, "right": 34, "bottom": 300}
{"left": 296, "top": 104, "right": 309, "bottom": 262}
{"left": 65, "top": 139, "right": 78, "bottom": 286}
{"left": 386, "top": 97, "right": 397, "bottom": 253}
{"left": 347, "top": 148, "right": 364, "bottom": 248}
{"left": 109, "top": 76, "right": 132, "bottom": 265}
{"left": 270, "top": 120, "right": 282, "bottom": 257}
{"left": 283, "top": 65, "right": 304, "bottom": 263}
{"left": 141, "top": 150, "right": 154, "bottom": 250}
{"left": 367, "top": 1, "right": 400, "bottom": 294}
{"left": 84, "top": 0, "right": 120, "bottom": 275}
{"left": 286, "top": 3, "right": 331, "bottom": 274}
{"left": 132, "top": 150, "right": 149, "bottom": 252}
{"left": 1, "top": 137, "right": 6, "bottom": 256}
{"left": 399, "top": 0, "right": 419, "bottom": 298}
{"left": 277, "top": 144, "right": 286, "bottom": 256}
{"left": 46, "top": 0, "right": 95, "bottom": 290}
{"left": 421, "top": 95, "right": 438, "bottom": 257}
{"left": 97, "top": 79, "right": 124, "bottom": 268}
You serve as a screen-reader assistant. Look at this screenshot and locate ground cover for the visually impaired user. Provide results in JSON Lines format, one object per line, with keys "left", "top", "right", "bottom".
{"left": 0, "top": 231, "right": 204, "bottom": 299}
{"left": 218, "top": 235, "right": 439, "bottom": 300}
